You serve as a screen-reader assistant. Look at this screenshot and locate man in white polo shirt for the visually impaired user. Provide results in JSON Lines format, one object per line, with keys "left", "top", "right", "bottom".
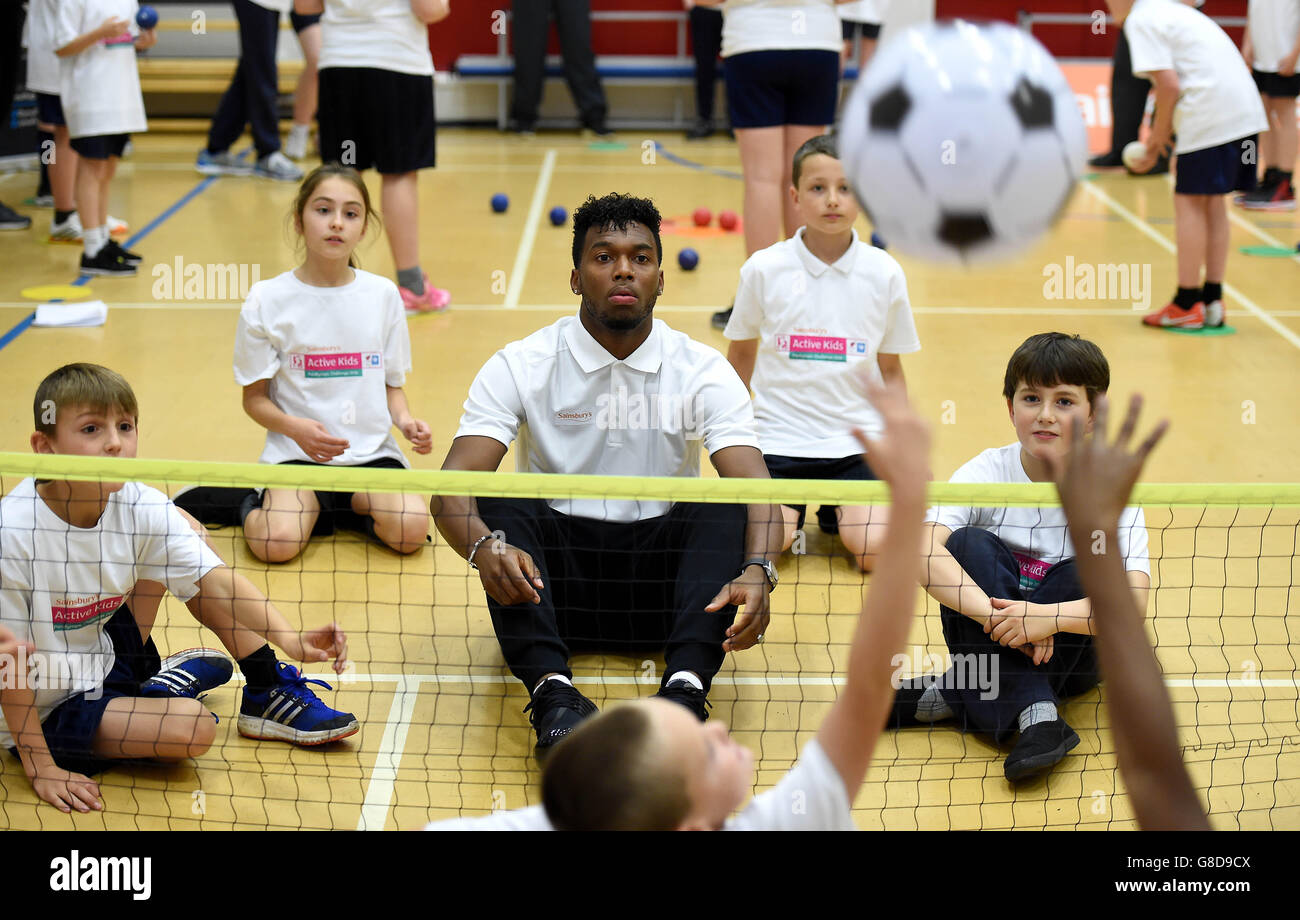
{"left": 432, "top": 193, "right": 783, "bottom": 755}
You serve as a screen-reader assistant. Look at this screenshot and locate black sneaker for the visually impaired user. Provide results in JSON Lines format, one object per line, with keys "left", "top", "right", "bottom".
{"left": 507, "top": 119, "right": 536, "bottom": 137}
{"left": 80, "top": 245, "right": 136, "bottom": 276}
{"left": 524, "top": 679, "right": 598, "bottom": 755}
{"left": 1004, "top": 718, "right": 1080, "bottom": 781}
{"left": 655, "top": 679, "right": 711, "bottom": 721}
{"left": 1088, "top": 151, "right": 1124, "bottom": 168}
{"left": 711, "top": 305, "right": 733, "bottom": 330}
{"left": 685, "top": 117, "right": 715, "bottom": 140}
{"left": 172, "top": 486, "right": 259, "bottom": 527}
{"left": 583, "top": 120, "right": 614, "bottom": 138}
{"left": 886, "top": 675, "right": 934, "bottom": 729}
{"left": 103, "top": 238, "right": 143, "bottom": 265}
{"left": 0, "top": 201, "right": 32, "bottom": 230}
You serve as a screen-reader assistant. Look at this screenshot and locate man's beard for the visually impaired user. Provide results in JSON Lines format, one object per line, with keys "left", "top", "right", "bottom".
{"left": 582, "top": 290, "right": 657, "bottom": 331}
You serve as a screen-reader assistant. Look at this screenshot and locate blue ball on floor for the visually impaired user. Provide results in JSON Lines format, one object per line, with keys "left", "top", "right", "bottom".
{"left": 490, "top": 193, "right": 509, "bottom": 213}
{"left": 136, "top": 4, "right": 158, "bottom": 29}
{"left": 678, "top": 248, "right": 699, "bottom": 270}
{"left": 549, "top": 206, "right": 567, "bottom": 226}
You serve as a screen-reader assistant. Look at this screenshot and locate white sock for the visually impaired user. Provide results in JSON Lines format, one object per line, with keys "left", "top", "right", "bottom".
{"left": 914, "top": 679, "right": 955, "bottom": 722}
{"left": 532, "top": 674, "right": 572, "bottom": 694}
{"left": 666, "top": 670, "right": 703, "bottom": 690}
{"left": 289, "top": 123, "right": 310, "bottom": 142}
{"left": 83, "top": 224, "right": 108, "bottom": 258}
{"left": 1018, "top": 700, "right": 1058, "bottom": 732}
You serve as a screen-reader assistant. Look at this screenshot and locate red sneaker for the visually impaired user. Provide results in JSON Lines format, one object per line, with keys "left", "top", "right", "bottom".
{"left": 1143, "top": 301, "right": 1204, "bottom": 329}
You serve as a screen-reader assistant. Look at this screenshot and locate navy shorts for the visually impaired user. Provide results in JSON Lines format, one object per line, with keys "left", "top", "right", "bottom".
{"left": 290, "top": 11, "right": 321, "bottom": 32}
{"left": 1252, "top": 68, "right": 1300, "bottom": 98}
{"left": 70, "top": 133, "right": 130, "bottom": 160}
{"left": 7, "top": 605, "right": 161, "bottom": 776}
{"left": 317, "top": 67, "right": 436, "bottom": 174}
{"left": 841, "top": 20, "right": 882, "bottom": 41}
{"left": 35, "top": 92, "right": 65, "bottom": 126}
{"left": 763, "top": 453, "right": 877, "bottom": 533}
{"left": 724, "top": 49, "right": 840, "bottom": 128}
{"left": 1175, "top": 135, "right": 1259, "bottom": 195}
{"left": 277, "top": 456, "right": 406, "bottom": 536}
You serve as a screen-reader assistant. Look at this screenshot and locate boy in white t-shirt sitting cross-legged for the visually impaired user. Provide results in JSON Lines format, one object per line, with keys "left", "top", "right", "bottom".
{"left": 723, "top": 134, "right": 920, "bottom": 571}
{"left": 0, "top": 364, "right": 358, "bottom": 814}
{"left": 890, "top": 333, "right": 1152, "bottom": 782}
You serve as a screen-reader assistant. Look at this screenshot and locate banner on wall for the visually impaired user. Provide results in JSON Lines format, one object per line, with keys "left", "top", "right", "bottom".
{"left": 1, "top": 38, "right": 37, "bottom": 169}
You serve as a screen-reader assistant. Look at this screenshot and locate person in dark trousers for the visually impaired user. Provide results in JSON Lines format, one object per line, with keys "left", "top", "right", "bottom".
{"left": 685, "top": 1, "right": 723, "bottom": 139}
{"left": 510, "top": 0, "right": 610, "bottom": 135}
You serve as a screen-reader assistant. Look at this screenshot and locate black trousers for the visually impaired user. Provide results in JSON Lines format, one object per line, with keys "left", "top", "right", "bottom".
{"left": 689, "top": 7, "right": 723, "bottom": 121}
{"left": 207, "top": 0, "right": 282, "bottom": 157}
{"left": 510, "top": 0, "right": 607, "bottom": 126}
{"left": 477, "top": 498, "right": 746, "bottom": 693}
{"left": 1102, "top": 30, "right": 1152, "bottom": 157}
{"left": 938, "top": 527, "right": 1099, "bottom": 743}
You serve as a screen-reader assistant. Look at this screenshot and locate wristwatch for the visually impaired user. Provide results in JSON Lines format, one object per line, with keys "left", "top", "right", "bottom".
{"left": 740, "top": 558, "right": 778, "bottom": 592}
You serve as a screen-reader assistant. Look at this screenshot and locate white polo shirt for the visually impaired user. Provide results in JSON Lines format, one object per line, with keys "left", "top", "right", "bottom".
{"left": 721, "top": 0, "right": 843, "bottom": 57}
{"left": 54, "top": 0, "right": 148, "bottom": 139}
{"left": 320, "top": 0, "right": 435, "bottom": 77}
{"left": 838, "top": 0, "right": 889, "bottom": 25}
{"left": 1125, "top": 0, "right": 1268, "bottom": 153}
{"left": 455, "top": 314, "right": 759, "bottom": 523}
{"left": 23, "top": 0, "right": 61, "bottom": 96}
{"left": 723, "top": 227, "right": 921, "bottom": 459}
{"left": 925, "top": 443, "right": 1150, "bottom": 595}
{"left": 1248, "top": 0, "right": 1300, "bottom": 73}
{"left": 424, "top": 738, "right": 856, "bottom": 830}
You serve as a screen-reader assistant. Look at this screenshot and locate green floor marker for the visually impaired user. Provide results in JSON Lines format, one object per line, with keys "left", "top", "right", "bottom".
{"left": 588, "top": 141, "right": 627, "bottom": 151}
{"left": 1169, "top": 324, "right": 1235, "bottom": 336}
{"left": 1240, "top": 245, "right": 1298, "bottom": 257}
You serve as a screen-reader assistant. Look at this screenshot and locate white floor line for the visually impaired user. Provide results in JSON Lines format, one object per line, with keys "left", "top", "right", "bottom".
{"left": 356, "top": 675, "right": 422, "bottom": 832}
{"left": 1080, "top": 179, "right": 1300, "bottom": 352}
{"left": 504, "top": 149, "right": 557, "bottom": 309}
{"left": 313, "top": 671, "right": 1300, "bottom": 690}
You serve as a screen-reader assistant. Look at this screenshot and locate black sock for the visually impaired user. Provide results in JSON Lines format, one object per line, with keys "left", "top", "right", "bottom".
{"left": 54, "top": 209, "right": 74, "bottom": 225}
{"left": 1202, "top": 281, "right": 1222, "bottom": 304}
{"left": 238, "top": 644, "right": 280, "bottom": 693}
{"left": 1174, "top": 287, "right": 1201, "bottom": 310}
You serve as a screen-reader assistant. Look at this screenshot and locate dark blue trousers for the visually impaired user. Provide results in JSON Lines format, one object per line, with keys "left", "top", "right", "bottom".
{"left": 939, "top": 527, "right": 1099, "bottom": 743}
{"left": 207, "top": 0, "right": 282, "bottom": 157}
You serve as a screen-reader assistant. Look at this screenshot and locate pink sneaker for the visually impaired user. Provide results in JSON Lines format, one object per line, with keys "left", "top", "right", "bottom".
{"left": 399, "top": 273, "right": 451, "bottom": 313}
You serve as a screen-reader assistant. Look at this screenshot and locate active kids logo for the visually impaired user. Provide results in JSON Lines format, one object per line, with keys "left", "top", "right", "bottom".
{"left": 51, "top": 594, "right": 123, "bottom": 631}
{"left": 774, "top": 334, "right": 869, "bottom": 362}
{"left": 288, "top": 352, "right": 382, "bottom": 378}
{"left": 150, "top": 257, "right": 261, "bottom": 301}
{"left": 50, "top": 851, "right": 151, "bottom": 900}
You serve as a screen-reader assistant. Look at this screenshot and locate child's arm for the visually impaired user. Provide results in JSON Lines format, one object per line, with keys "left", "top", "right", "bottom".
{"left": 919, "top": 522, "right": 995, "bottom": 626}
{"left": 386, "top": 385, "right": 432, "bottom": 455}
{"left": 1047, "top": 394, "right": 1207, "bottom": 830}
{"left": 56, "top": 15, "right": 129, "bottom": 57}
{"left": 986, "top": 571, "right": 1151, "bottom": 649}
{"left": 725, "top": 339, "right": 758, "bottom": 391}
{"left": 409, "top": 0, "right": 451, "bottom": 24}
{"left": 817, "top": 377, "right": 929, "bottom": 795}
{"left": 135, "top": 27, "right": 156, "bottom": 51}
{"left": 1240, "top": 24, "right": 1253, "bottom": 68}
{"left": 1133, "top": 69, "right": 1179, "bottom": 171}
{"left": 186, "top": 566, "right": 349, "bottom": 674}
{"left": 1282, "top": 24, "right": 1300, "bottom": 77}
{"left": 242, "top": 379, "right": 350, "bottom": 463}
{"left": 876, "top": 353, "right": 906, "bottom": 395}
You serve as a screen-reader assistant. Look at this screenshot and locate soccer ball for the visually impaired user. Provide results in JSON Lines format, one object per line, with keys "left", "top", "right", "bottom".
{"left": 839, "top": 20, "right": 1087, "bottom": 263}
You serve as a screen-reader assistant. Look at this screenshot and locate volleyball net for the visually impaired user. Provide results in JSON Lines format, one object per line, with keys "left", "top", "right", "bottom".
{"left": 0, "top": 453, "right": 1296, "bottom": 831}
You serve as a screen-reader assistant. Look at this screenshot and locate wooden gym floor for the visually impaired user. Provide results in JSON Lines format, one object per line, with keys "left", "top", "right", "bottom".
{"left": 0, "top": 127, "right": 1296, "bottom": 830}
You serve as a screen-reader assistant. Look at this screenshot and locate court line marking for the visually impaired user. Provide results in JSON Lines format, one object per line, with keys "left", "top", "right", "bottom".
{"left": 356, "top": 676, "right": 422, "bottom": 832}
{"left": 1080, "top": 179, "right": 1300, "bottom": 353}
{"left": 504, "top": 148, "right": 558, "bottom": 309}
{"left": 9, "top": 301, "right": 1298, "bottom": 317}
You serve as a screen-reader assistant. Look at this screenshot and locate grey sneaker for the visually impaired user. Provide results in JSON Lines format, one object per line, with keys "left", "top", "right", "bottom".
{"left": 255, "top": 151, "right": 303, "bottom": 182}
{"left": 196, "top": 149, "right": 252, "bottom": 176}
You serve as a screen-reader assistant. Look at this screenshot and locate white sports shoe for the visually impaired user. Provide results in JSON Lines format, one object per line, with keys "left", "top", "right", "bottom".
{"left": 49, "top": 211, "right": 83, "bottom": 242}
{"left": 255, "top": 151, "right": 303, "bottom": 182}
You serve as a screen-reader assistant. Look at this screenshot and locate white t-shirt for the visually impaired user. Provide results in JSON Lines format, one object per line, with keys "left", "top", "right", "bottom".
{"left": 54, "top": 0, "right": 147, "bottom": 138}
{"left": 455, "top": 314, "right": 759, "bottom": 523}
{"left": 319, "top": 0, "right": 435, "bottom": 77}
{"left": 233, "top": 269, "right": 412, "bottom": 467}
{"left": 424, "top": 738, "right": 856, "bottom": 830}
{"left": 838, "top": 0, "right": 888, "bottom": 25}
{"left": 724, "top": 228, "right": 920, "bottom": 458}
{"left": 925, "top": 443, "right": 1150, "bottom": 594}
{"left": 23, "top": 0, "right": 62, "bottom": 96}
{"left": 1125, "top": 0, "right": 1269, "bottom": 153}
{"left": 1248, "top": 0, "right": 1300, "bottom": 73}
{"left": 0, "top": 480, "right": 224, "bottom": 748}
{"left": 722, "top": 0, "right": 843, "bottom": 57}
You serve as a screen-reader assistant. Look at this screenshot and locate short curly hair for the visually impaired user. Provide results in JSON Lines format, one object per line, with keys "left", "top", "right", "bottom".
{"left": 571, "top": 193, "right": 663, "bottom": 269}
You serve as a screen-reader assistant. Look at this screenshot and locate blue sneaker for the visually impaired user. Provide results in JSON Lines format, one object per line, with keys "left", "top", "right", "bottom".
{"left": 195, "top": 148, "right": 252, "bottom": 176}
{"left": 141, "top": 648, "right": 234, "bottom": 699}
{"left": 238, "top": 663, "right": 359, "bottom": 746}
